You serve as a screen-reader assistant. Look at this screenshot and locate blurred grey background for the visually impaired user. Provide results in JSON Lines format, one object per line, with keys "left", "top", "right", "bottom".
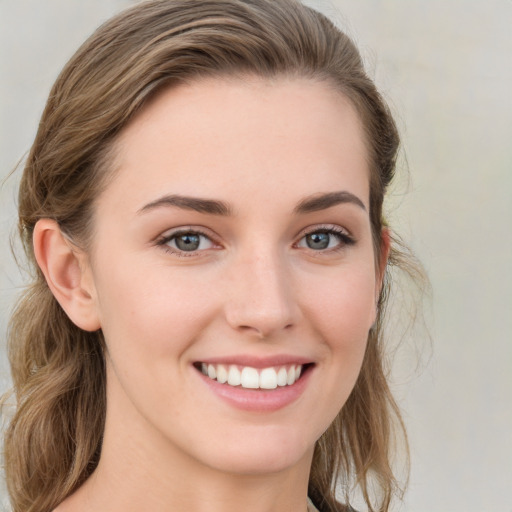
{"left": 1, "top": 1, "right": 511, "bottom": 510}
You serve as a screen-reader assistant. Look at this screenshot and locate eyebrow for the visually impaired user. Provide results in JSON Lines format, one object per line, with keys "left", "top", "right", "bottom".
{"left": 138, "top": 190, "right": 366, "bottom": 216}
{"left": 294, "top": 191, "right": 366, "bottom": 213}
{"left": 138, "top": 194, "right": 232, "bottom": 216}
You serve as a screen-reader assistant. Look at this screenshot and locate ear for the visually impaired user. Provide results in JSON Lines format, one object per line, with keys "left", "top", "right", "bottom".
{"left": 375, "top": 227, "right": 391, "bottom": 301}
{"left": 33, "top": 219, "right": 101, "bottom": 332}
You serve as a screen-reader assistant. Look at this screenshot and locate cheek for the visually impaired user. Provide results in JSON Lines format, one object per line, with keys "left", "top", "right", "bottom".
{"left": 326, "top": 280, "right": 374, "bottom": 370}
{"left": 91, "top": 262, "right": 222, "bottom": 425}
{"left": 296, "top": 266, "right": 376, "bottom": 439}
{"left": 307, "top": 265, "right": 375, "bottom": 367}
{"left": 93, "top": 261, "right": 219, "bottom": 365}
{"left": 308, "top": 266, "right": 377, "bottom": 341}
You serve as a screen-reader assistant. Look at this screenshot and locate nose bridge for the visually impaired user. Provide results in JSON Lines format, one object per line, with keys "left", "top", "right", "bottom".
{"left": 224, "top": 243, "right": 298, "bottom": 337}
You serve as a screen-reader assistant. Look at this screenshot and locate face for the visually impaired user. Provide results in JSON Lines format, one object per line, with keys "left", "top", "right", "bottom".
{"left": 85, "top": 77, "right": 384, "bottom": 476}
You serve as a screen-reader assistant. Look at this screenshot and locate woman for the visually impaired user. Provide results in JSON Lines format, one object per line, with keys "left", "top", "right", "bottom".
{"left": 3, "top": 1, "right": 418, "bottom": 511}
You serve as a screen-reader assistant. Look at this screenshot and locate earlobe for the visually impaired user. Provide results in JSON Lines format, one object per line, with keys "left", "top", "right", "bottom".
{"left": 33, "top": 219, "right": 101, "bottom": 332}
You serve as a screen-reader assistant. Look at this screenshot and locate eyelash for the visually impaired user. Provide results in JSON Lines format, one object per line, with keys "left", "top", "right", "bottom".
{"left": 295, "top": 225, "right": 356, "bottom": 253}
{"left": 155, "top": 225, "right": 355, "bottom": 257}
{"left": 156, "top": 227, "right": 217, "bottom": 257}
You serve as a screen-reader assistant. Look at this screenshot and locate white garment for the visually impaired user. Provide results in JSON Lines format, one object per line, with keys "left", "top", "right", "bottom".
{"left": 307, "top": 497, "right": 320, "bottom": 512}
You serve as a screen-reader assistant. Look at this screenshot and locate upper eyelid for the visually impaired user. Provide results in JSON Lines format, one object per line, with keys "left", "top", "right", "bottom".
{"left": 155, "top": 228, "right": 220, "bottom": 257}
{"left": 295, "top": 224, "right": 352, "bottom": 239}
{"left": 294, "top": 225, "right": 356, "bottom": 251}
{"left": 156, "top": 225, "right": 217, "bottom": 242}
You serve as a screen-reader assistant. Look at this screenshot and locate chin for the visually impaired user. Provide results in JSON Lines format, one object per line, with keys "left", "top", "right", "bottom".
{"left": 194, "top": 425, "right": 315, "bottom": 476}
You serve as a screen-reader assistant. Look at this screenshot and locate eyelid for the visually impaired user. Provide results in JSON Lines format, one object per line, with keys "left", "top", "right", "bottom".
{"left": 295, "top": 223, "right": 353, "bottom": 240}
{"left": 294, "top": 224, "right": 356, "bottom": 251}
{"left": 155, "top": 226, "right": 221, "bottom": 255}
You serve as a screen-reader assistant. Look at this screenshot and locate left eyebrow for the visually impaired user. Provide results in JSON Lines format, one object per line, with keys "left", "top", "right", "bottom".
{"left": 294, "top": 191, "right": 367, "bottom": 214}
{"left": 137, "top": 194, "right": 232, "bottom": 216}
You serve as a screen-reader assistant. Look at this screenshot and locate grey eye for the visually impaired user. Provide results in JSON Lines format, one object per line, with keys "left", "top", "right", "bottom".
{"left": 297, "top": 229, "right": 353, "bottom": 251}
{"left": 165, "top": 232, "right": 214, "bottom": 252}
{"left": 305, "top": 232, "right": 331, "bottom": 250}
{"left": 175, "top": 233, "right": 201, "bottom": 251}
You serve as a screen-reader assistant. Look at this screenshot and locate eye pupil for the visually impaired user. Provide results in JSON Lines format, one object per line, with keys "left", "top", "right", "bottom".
{"left": 175, "top": 233, "right": 200, "bottom": 251}
{"left": 306, "top": 232, "right": 330, "bottom": 250}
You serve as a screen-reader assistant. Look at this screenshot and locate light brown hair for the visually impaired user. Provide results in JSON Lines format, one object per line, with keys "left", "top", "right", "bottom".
{"left": 4, "top": 1, "right": 417, "bottom": 511}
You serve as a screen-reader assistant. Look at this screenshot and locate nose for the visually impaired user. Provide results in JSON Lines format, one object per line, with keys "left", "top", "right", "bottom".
{"left": 223, "top": 249, "right": 300, "bottom": 338}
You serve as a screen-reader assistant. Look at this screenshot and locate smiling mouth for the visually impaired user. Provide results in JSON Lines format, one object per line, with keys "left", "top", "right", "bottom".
{"left": 194, "top": 362, "right": 312, "bottom": 390}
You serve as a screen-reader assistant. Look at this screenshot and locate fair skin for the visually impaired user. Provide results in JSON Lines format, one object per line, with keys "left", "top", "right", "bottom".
{"left": 35, "top": 77, "right": 389, "bottom": 512}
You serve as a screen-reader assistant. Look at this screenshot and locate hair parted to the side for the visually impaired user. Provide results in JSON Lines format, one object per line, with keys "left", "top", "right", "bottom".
{"left": 3, "top": 1, "right": 419, "bottom": 511}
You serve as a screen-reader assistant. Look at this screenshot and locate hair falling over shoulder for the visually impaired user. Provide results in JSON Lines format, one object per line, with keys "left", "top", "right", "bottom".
{"left": 2, "top": 1, "right": 426, "bottom": 511}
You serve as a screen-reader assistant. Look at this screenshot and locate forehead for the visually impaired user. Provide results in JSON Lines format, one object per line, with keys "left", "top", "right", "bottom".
{"left": 102, "top": 77, "right": 370, "bottom": 215}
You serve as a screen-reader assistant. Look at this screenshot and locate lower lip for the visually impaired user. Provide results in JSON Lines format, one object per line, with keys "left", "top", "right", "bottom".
{"left": 196, "top": 366, "right": 313, "bottom": 412}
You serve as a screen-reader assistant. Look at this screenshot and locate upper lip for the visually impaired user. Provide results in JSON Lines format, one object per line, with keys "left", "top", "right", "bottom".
{"left": 195, "top": 354, "right": 314, "bottom": 368}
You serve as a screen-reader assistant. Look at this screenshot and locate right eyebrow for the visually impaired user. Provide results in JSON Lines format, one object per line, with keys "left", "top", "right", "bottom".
{"left": 137, "top": 194, "right": 232, "bottom": 216}
{"left": 294, "top": 190, "right": 367, "bottom": 214}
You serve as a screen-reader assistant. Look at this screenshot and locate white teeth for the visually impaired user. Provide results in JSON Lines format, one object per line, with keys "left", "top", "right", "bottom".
{"left": 259, "top": 368, "right": 278, "bottom": 389}
{"left": 277, "top": 367, "right": 288, "bottom": 387}
{"left": 200, "top": 363, "right": 305, "bottom": 389}
{"left": 241, "top": 367, "right": 259, "bottom": 389}
{"left": 216, "top": 364, "right": 228, "bottom": 384}
{"left": 227, "top": 365, "right": 241, "bottom": 386}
